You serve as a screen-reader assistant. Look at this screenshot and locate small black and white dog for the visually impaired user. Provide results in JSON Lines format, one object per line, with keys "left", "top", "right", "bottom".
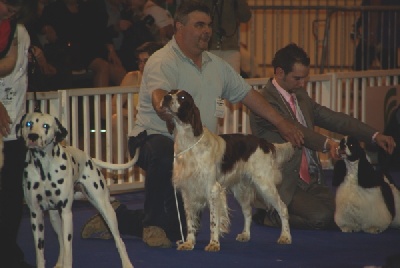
{"left": 332, "top": 136, "right": 400, "bottom": 233}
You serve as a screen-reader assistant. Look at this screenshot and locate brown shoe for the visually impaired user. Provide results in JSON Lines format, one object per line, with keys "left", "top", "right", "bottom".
{"left": 81, "top": 200, "right": 121, "bottom": 239}
{"left": 142, "top": 226, "right": 172, "bottom": 248}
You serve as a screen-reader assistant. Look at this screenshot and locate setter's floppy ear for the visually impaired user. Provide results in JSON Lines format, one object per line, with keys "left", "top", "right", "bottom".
{"left": 332, "top": 159, "right": 346, "bottom": 186}
{"left": 191, "top": 105, "right": 203, "bottom": 137}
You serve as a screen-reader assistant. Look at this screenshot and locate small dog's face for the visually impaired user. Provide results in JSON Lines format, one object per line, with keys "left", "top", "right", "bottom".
{"left": 337, "top": 136, "right": 363, "bottom": 162}
{"left": 17, "top": 112, "right": 67, "bottom": 149}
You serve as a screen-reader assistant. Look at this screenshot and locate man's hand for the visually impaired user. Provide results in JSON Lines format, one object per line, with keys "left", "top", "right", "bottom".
{"left": 325, "top": 139, "right": 340, "bottom": 160}
{"left": 152, "top": 89, "right": 173, "bottom": 122}
{"left": 0, "top": 102, "right": 11, "bottom": 137}
{"left": 275, "top": 119, "right": 304, "bottom": 147}
{"left": 374, "top": 133, "right": 396, "bottom": 154}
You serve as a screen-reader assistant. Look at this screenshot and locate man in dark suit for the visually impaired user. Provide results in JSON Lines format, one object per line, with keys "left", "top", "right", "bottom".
{"left": 250, "top": 43, "right": 396, "bottom": 230}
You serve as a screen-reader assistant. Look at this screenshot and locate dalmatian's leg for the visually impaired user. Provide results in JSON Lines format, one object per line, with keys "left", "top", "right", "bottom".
{"left": 80, "top": 168, "right": 133, "bottom": 268}
{"left": 29, "top": 208, "right": 46, "bottom": 268}
{"left": 57, "top": 196, "right": 74, "bottom": 268}
{"left": 49, "top": 210, "right": 64, "bottom": 268}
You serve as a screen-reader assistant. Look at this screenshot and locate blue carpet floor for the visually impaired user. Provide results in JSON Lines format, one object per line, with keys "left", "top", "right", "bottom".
{"left": 17, "top": 171, "right": 400, "bottom": 268}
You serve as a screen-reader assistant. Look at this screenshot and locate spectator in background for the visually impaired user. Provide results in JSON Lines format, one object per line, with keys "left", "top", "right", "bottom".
{"left": 118, "top": 0, "right": 155, "bottom": 71}
{"left": 111, "top": 41, "right": 163, "bottom": 165}
{"left": 354, "top": 0, "right": 400, "bottom": 70}
{"left": 41, "top": 0, "right": 126, "bottom": 88}
{"left": 25, "top": 0, "right": 71, "bottom": 91}
{"left": 205, "top": 0, "right": 251, "bottom": 73}
{"left": 0, "top": 0, "right": 36, "bottom": 267}
{"left": 128, "top": 0, "right": 174, "bottom": 44}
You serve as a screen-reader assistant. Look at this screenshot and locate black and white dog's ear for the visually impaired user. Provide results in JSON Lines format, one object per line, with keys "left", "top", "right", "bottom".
{"left": 54, "top": 117, "right": 68, "bottom": 143}
{"left": 332, "top": 159, "right": 346, "bottom": 186}
{"left": 16, "top": 113, "right": 28, "bottom": 139}
{"left": 358, "top": 153, "right": 381, "bottom": 188}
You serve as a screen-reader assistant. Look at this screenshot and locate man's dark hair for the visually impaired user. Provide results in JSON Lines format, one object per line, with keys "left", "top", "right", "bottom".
{"left": 272, "top": 43, "right": 310, "bottom": 74}
{"left": 135, "top": 42, "right": 164, "bottom": 58}
{"left": 174, "top": 0, "right": 211, "bottom": 27}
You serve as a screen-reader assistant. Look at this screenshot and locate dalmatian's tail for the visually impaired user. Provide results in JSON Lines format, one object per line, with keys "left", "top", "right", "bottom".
{"left": 92, "top": 148, "right": 140, "bottom": 170}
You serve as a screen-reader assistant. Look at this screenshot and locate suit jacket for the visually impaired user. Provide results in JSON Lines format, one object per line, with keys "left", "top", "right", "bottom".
{"left": 250, "top": 79, "right": 377, "bottom": 206}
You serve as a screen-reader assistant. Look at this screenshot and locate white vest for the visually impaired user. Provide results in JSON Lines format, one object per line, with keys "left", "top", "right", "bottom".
{"left": 0, "top": 24, "right": 30, "bottom": 141}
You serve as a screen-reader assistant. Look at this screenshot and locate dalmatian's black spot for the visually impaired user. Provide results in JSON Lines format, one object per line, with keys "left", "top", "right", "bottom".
{"left": 62, "top": 152, "right": 67, "bottom": 160}
{"left": 82, "top": 175, "right": 87, "bottom": 180}
{"left": 100, "top": 180, "right": 105, "bottom": 189}
{"left": 47, "top": 172, "right": 52, "bottom": 181}
{"left": 55, "top": 146, "right": 60, "bottom": 157}
{"left": 63, "top": 199, "right": 68, "bottom": 208}
{"left": 72, "top": 157, "right": 76, "bottom": 164}
{"left": 31, "top": 212, "right": 36, "bottom": 218}
{"left": 45, "top": 190, "right": 52, "bottom": 197}
{"left": 39, "top": 224, "right": 44, "bottom": 232}
{"left": 24, "top": 170, "right": 28, "bottom": 178}
{"left": 93, "top": 182, "right": 98, "bottom": 189}
{"left": 40, "top": 205, "right": 45, "bottom": 210}
{"left": 33, "top": 182, "right": 40, "bottom": 189}
{"left": 51, "top": 182, "right": 57, "bottom": 188}
{"left": 55, "top": 189, "right": 61, "bottom": 196}
{"left": 27, "top": 181, "right": 31, "bottom": 190}
{"left": 97, "top": 168, "right": 101, "bottom": 177}
{"left": 68, "top": 234, "right": 72, "bottom": 241}
{"left": 87, "top": 160, "right": 94, "bottom": 170}
{"left": 60, "top": 165, "right": 66, "bottom": 171}
{"left": 36, "top": 194, "right": 43, "bottom": 201}
{"left": 57, "top": 200, "right": 63, "bottom": 209}
{"left": 37, "top": 238, "right": 44, "bottom": 250}
{"left": 57, "top": 178, "right": 64, "bottom": 184}
{"left": 32, "top": 224, "right": 36, "bottom": 231}
{"left": 39, "top": 151, "right": 45, "bottom": 158}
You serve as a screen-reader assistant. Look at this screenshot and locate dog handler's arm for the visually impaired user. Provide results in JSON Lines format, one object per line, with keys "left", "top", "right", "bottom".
{"left": 152, "top": 88, "right": 173, "bottom": 121}
{"left": 242, "top": 89, "right": 304, "bottom": 147}
{"left": 0, "top": 102, "right": 11, "bottom": 137}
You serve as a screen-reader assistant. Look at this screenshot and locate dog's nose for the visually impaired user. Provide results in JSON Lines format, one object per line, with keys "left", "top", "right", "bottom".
{"left": 28, "top": 133, "right": 39, "bottom": 142}
{"left": 162, "top": 94, "right": 172, "bottom": 107}
{"left": 164, "top": 94, "right": 171, "bottom": 101}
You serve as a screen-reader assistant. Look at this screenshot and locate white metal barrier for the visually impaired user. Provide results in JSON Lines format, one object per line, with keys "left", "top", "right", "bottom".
{"left": 26, "top": 70, "right": 400, "bottom": 193}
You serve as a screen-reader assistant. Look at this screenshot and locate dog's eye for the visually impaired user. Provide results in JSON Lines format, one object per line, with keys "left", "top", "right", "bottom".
{"left": 178, "top": 95, "right": 185, "bottom": 100}
{"left": 26, "top": 121, "right": 33, "bottom": 127}
{"left": 43, "top": 123, "right": 50, "bottom": 129}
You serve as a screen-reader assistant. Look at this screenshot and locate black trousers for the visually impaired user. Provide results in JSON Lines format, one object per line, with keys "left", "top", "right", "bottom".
{"left": 117, "top": 134, "right": 186, "bottom": 242}
{"left": 0, "top": 139, "right": 27, "bottom": 265}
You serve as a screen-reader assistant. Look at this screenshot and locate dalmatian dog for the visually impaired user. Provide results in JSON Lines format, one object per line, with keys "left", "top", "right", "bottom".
{"left": 17, "top": 112, "right": 137, "bottom": 268}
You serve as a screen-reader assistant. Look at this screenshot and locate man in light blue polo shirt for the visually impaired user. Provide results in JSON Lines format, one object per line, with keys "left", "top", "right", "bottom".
{"left": 81, "top": 0, "right": 303, "bottom": 248}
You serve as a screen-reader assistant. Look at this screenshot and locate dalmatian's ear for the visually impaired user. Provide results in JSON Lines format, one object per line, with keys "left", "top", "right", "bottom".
{"left": 54, "top": 117, "right": 68, "bottom": 143}
{"left": 16, "top": 113, "right": 28, "bottom": 139}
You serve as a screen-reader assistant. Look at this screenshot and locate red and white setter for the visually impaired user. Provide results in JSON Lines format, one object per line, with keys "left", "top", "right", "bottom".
{"left": 161, "top": 90, "right": 294, "bottom": 251}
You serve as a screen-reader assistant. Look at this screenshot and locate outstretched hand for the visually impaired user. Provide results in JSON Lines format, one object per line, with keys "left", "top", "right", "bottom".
{"left": 374, "top": 133, "right": 396, "bottom": 154}
{"left": 276, "top": 119, "right": 304, "bottom": 147}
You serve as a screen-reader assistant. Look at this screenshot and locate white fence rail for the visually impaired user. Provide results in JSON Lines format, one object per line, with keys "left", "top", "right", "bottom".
{"left": 26, "top": 70, "right": 400, "bottom": 193}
